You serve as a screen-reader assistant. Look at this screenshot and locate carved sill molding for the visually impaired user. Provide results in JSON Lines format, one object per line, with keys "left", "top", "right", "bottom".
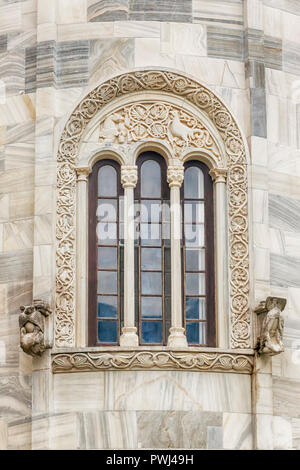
{"left": 52, "top": 349, "right": 254, "bottom": 374}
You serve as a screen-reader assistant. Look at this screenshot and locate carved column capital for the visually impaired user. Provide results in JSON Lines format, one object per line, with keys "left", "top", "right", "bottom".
{"left": 76, "top": 166, "right": 91, "bottom": 182}
{"left": 209, "top": 168, "right": 227, "bottom": 183}
{"left": 121, "top": 165, "right": 138, "bottom": 188}
{"left": 167, "top": 165, "right": 184, "bottom": 188}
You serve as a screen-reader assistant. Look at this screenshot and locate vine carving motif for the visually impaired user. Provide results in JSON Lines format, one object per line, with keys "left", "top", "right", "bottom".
{"left": 52, "top": 351, "right": 253, "bottom": 374}
{"left": 56, "top": 70, "right": 250, "bottom": 348}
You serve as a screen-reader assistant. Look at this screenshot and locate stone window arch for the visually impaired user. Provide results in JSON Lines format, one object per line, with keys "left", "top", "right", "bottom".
{"left": 54, "top": 69, "right": 251, "bottom": 367}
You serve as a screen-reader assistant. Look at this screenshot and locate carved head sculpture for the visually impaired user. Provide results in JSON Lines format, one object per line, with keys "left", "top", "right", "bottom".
{"left": 19, "top": 300, "right": 52, "bottom": 357}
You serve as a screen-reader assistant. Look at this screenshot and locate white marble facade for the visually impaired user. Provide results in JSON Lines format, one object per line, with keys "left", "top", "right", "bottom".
{"left": 0, "top": 0, "right": 300, "bottom": 450}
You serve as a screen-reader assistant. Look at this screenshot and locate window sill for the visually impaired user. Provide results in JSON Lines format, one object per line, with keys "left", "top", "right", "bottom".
{"left": 51, "top": 346, "right": 254, "bottom": 375}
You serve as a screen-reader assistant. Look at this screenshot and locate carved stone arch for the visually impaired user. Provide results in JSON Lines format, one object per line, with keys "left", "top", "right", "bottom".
{"left": 55, "top": 69, "right": 250, "bottom": 349}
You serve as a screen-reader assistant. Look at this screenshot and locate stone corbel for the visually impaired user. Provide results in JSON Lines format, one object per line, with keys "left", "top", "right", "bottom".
{"left": 255, "top": 297, "right": 286, "bottom": 355}
{"left": 19, "top": 300, "right": 52, "bottom": 357}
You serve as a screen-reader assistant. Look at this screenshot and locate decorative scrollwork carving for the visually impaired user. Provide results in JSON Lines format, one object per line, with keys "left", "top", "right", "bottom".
{"left": 98, "top": 102, "right": 220, "bottom": 160}
{"left": 121, "top": 165, "right": 138, "bottom": 188}
{"left": 56, "top": 69, "right": 250, "bottom": 348}
{"left": 19, "top": 300, "right": 52, "bottom": 357}
{"left": 52, "top": 350, "right": 253, "bottom": 374}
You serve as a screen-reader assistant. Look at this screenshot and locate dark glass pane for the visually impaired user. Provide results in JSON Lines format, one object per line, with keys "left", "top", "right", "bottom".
{"left": 141, "top": 321, "right": 162, "bottom": 344}
{"left": 141, "top": 272, "right": 162, "bottom": 295}
{"left": 141, "top": 160, "right": 161, "bottom": 197}
{"left": 141, "top": 297, "right": 162, "bottom": 318}
{"left": 98, "top": 247, "right": 117, "bottom": 269}
{"left": 185, "top": 273, "right": 205, "bottom": 295}
{"left": 98, "top": 320, "right": 118, "bottom": 343}
{"left": 184, "top": 224, "right": 204, "bottom": 247}
{"left": 184, "top": 201, "right": 204, "bottom": 223}
{"left": 164, "top": 272, "right": 171, "bottom": 296}
{"left": 164, "top": 247, "right": 171, "bottom": 272}
{"left": 140, "top": 223, "right": 161, "bottom": 246}
{"left": 97, "top": 296, "right": 118, "bottom": 318}
{"left": 140, "top": 200, "right": 161, "bottom": 222}
{"left": 141, "top": 248, "right": 162, "bottom": 270}
{"left": 98, "top": 271, "right": 118, "bottom": 294}
{"left": 186, "top": 297, "right": 206, "bottom": 320}
{"left": 186, "top": 322, "right": 206, "bottom": 345}
{"left": 97, "top": 222, "right": 117, "bottom": 244}
{"left": 185, "top": 248, "right": 205, "bottom": 271}
{"left": 98, "top": 165, "right": 117, "bottom": 197}
{"left": 184, "top": 166, "right": 204, "bottom": 199}
{"left": 97, "top": 199, "right": 117, "bottom": 222}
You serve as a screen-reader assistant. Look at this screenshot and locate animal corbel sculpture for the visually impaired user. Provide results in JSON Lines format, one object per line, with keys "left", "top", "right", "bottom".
{"left": 19, "top": 300, "right": 52, "bottom": 357}
{"left": 255, "top": 297, "right": 286, "bottom": 355}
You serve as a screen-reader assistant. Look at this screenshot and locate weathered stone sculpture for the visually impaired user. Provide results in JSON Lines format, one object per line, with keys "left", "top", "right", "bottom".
{"left": 255, "top": 297, "right": 286, "bottom": 355}
{"left": 19, "top": 300, "right": 52, "bottom": 357}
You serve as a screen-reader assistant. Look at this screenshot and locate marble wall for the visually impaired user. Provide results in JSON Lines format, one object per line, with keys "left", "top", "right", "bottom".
{"left": 0, "top": 0, "right": 300, "bottom": 450}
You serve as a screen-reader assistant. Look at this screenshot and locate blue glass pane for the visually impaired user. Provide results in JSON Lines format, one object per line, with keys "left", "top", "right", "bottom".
{"left": 97, "top": 296, "right": 118, "bottom": 318}
{"left": 141, "top": 248, "right": 161, "bottom": 270}
{"left": 185, "top": 273, "right": 205, "bottom": 295}
{"left": 184, "top": 167, "right": 204, "bottom": 199}
{"left": 141, "top": 297, "right": 162, "bottom": 318}
{"left": 98, "top": 321, "right": 118, "bottom": 343}
{"left": 186, "top": 322, "right": 206, "bottom": 345}
{"left": 98, "top": 247, "right": 117, "bottom": 269}
{"left": 98, "top": 166, "right": 117, "bottom": 197}
{"left": 186, "top": 298, "right": 206, "bottom": 320}
{"left": 185, "top": 248, "right": 205, "bottom": 271}
{"left": 141, "top": 160, "right": 161, "bottom": 198}
{"left": 97, "top": 271, "right": 117, "bottom": 294}
{"left": 141, "top": 272, "right": 162, "bottom": 295}
{"left": 141, "top": 321, "right": 162, "bottom": 344}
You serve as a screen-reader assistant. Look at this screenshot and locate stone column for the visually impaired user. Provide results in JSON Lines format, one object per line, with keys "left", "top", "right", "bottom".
{"left": 167, "top": 165, "right": 188, "bottom": 348}
{"left": 120, "top": 165, "right": 139, "bottom": 346}
{"left": 75, "top": 167, "right": 91, "bottom": 347}
{"left": 209, "top": 168, "right": 228, "bottom": 348}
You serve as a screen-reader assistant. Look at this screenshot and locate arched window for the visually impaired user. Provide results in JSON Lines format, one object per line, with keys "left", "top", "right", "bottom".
{"left": 181, "top": 161, "right": 215, "bottom": 346}
{"left": 88, "top": 160, "right": 123, "bottom": 345}
{"left": 134, "top": 152, "right": 171, "bottom": 345}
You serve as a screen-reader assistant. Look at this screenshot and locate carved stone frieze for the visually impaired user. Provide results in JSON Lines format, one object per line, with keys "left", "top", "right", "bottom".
{"left": 98, "top": 102, "right": 220, "bottom": 160}
{"left": 52, "top": 350, "right": 254, "bottom": 374}
{"left": 255, "top": 297, "right": 286, "bottom": 355}
{"left": 19, "top": 300, "right": 52, "bottom": 357}
{"left": 56, "top": 69, "right": 250, "bottom": 348}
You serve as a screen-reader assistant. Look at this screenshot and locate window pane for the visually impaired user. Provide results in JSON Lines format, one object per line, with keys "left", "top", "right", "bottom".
{"left": 184, "top": 224, "right": 204, "bottom": 247}
{"left": 184, "top": 166, "right": 204, "bottom": 199}
{"left": 141, "top": 297, "right": 162, "bottom": 318}
{"left": 186, "top": 322, "right": 206, "bottom": 345}
{"left": 141, "top": 160, "right": 161, "bottom": 197}
{"left": 185, "top": 273, "right": 206, "bottom": 295}
{"left": 185, "top": 248, "right": 205, "bottom": 271}
{"left": 140, "top": 200, "right": 161, "bottom": 222}
{"left": 140, "top": 223, "right": 161, "bottom": 246}
{"left": 98, "top": 247, "right": 117, "bottom": 269}
{"left": 98, "top": 320, "right": 118, "bottom": 343}
{"left": 186, "top": 297, "right": 206, "bottom": 320}
{"left": 98, "top": 271, "right": 118, "bottom": 294}
{"left": 97, "top": 199, "right": 117, "bottom": 221}
{"left": 141, "top": 321, "right": 162, "bottom": 343}
{"left": 141, "top": 248, "right": 162, "bottom": 270}
{"left": 97, "top": 296, "right": 118, "bottom": 318}
{"left": 184, "top": 201, "right": 204, "bottom": 223}
{"left": 141, "top": 272, "right": 162, "bottom": 295}
{"left": 98, "top": 165, "right": 117, "bottom": 197}
{"left": 97, "top": 222, "right": 117, "bottom": 244}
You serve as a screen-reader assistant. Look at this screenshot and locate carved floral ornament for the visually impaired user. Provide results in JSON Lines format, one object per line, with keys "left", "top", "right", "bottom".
{"left": 56, "top": 70, "right": 250, "bottom": 349}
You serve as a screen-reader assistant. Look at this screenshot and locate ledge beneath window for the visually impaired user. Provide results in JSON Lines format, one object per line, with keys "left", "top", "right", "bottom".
{"left": 51, "top": 346, "right": 255, "bottom": 375}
